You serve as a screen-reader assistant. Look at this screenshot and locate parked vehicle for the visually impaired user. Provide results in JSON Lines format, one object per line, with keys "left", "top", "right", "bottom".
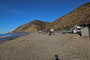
{"left": 70, "top": 25, "right": 81, "bottom": 34}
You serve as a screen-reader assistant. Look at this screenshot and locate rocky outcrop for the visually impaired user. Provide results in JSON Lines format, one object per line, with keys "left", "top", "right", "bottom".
{"left": 13, "top": 20, "right": 49, "bottom": 33}
{"left": 45, "top": 3, "right": 90, "bottom": 30}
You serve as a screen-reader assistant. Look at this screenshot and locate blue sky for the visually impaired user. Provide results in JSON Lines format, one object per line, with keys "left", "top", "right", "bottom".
{"left": 0, "top": 0, "right": 90, "bottom": 34}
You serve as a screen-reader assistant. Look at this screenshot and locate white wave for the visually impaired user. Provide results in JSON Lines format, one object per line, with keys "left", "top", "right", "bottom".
{"left": 0, "top": 35, "right": 12, "bottom": 38}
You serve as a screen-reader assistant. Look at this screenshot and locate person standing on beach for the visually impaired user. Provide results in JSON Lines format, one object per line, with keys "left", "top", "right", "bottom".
{"left": 38, "top": 31, "right": 42, "bottom": 34}
{"left": 62, "top": 29, "right": 66, "bottom": 34}
{"left": 49, "top": 28, "right": 55, "bottom": 36}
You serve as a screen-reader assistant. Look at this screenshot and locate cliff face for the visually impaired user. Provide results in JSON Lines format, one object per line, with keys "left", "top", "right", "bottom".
{"left": 13, "top": 20, "right": 49, "bottom": 33}
{"left": 46, "top": 3, "right": 90, "bottom": 30}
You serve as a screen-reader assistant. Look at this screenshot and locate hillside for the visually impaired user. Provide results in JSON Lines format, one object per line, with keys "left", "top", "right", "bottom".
{"left": 45, "top": 3, "right": 90, "bottom": 30}
{"left": 13, "top": 20, "right": 49, "bottom": 33}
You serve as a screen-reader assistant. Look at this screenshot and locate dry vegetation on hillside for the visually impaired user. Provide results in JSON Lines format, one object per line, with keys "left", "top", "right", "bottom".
{"left": 46, "top": 3, "right": 90, "bottom": 30}
{"left": 13, "top": 3, "right": 90, "bottom": 32}
{"left": 13, "top": 20, "right": 49, "bottom": 33}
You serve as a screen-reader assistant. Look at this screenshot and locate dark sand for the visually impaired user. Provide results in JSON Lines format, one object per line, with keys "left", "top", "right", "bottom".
{"left": 0, "top": 32, "right": 90, "bottom": 60}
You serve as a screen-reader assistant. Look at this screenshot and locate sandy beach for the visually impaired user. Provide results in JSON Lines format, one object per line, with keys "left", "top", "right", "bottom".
{"left": 0, "top": 32, "right": 90, "bottom": 60}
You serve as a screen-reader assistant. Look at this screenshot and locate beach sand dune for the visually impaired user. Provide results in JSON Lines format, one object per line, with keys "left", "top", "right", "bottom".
{"left": 0, "top": 33, "right": 90, "bottom": 60}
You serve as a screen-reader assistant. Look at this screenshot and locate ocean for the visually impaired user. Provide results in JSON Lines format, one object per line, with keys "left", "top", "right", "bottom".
{"left": 0, "top": 33, "right": 29, "bottom": 41}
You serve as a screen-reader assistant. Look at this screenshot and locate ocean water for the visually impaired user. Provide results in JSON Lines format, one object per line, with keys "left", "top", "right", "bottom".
{"left": 0, "top": 33, "right": 29, "bottom": 41}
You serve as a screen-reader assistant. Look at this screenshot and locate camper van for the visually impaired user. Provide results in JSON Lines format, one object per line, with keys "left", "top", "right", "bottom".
{"left": 71, "top": 25, "right": 81, "bottom": 34}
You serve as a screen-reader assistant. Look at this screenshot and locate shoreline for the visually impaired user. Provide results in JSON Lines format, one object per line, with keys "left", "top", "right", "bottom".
{"left": 0, "top": 32, "right": 31, "bottom": 44}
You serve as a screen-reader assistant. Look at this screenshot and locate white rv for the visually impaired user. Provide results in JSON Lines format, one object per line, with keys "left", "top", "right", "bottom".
{"left": 71, "top": 25, "right": 81, "bottom": 34}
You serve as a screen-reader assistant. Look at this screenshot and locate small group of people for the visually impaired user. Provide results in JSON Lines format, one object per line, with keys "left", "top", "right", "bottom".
{"left": 38, "top": 28, "right": 55, "bottom": 36}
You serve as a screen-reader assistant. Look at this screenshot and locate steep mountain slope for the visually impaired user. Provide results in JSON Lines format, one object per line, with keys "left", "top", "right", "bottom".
{"left": 13, "top": 20, "right": 49, "bottom": 33}
{"left": 46, "top": 3, "right": 90, "bottom": 30}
